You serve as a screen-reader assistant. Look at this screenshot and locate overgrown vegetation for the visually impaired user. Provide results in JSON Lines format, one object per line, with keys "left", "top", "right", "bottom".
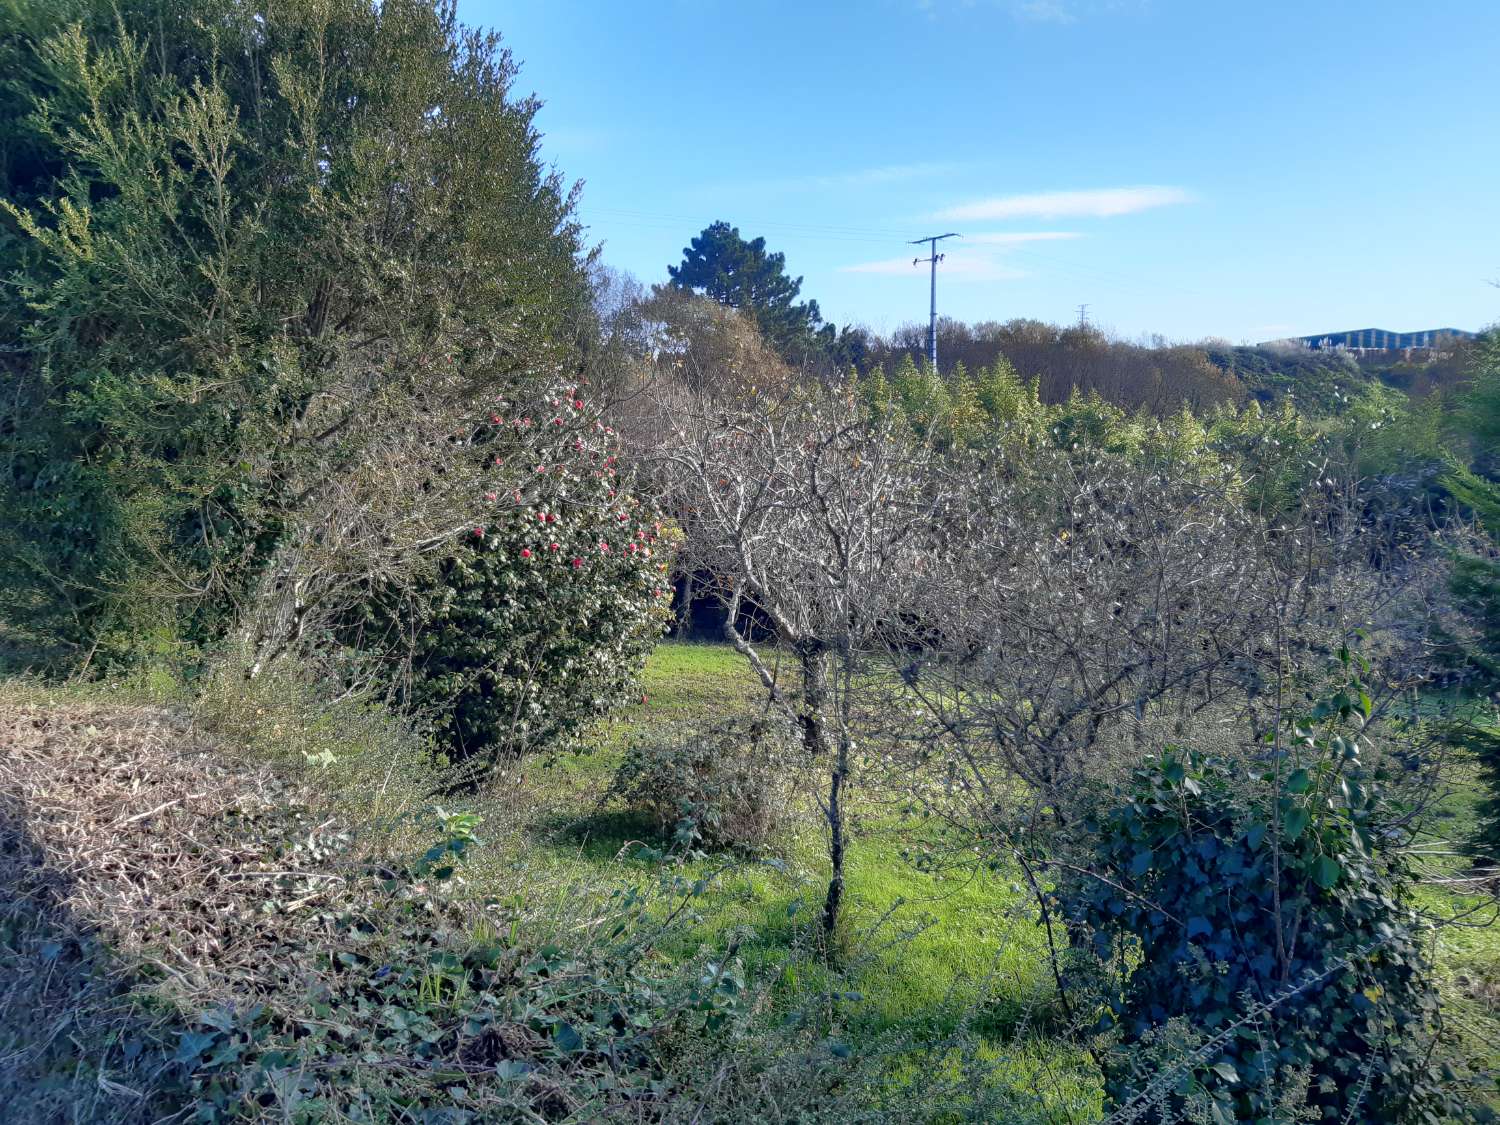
{"left": 1, "top": 0, "right": 1496, "bottom": 1120}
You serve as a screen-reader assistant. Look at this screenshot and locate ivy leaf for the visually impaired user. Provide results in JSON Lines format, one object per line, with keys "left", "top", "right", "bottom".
{"left": 1283, "top": 807, "right": 1309, "bottom": 841}
{"left": 553, "top": 1021, "right": 583, "bottom": 1054}
{"left": 174, "top": 1030, "right": 217, "bottom": 1063}
{"left": 1312, "top": 855, "right": 1341, "bottom": 889}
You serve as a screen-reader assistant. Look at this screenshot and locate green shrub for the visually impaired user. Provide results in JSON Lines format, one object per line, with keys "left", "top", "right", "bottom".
{"left": 0, "top": 0, "right": 592, "bottom": 672}
{"left": 1062, "top": 679, "right": 1469, "bottom": 1122}
{"left": 354, "top": 389, "right": 675, "bottom": 774}
{"left": 606, "top": 718, "right": 800, "bottom": 852}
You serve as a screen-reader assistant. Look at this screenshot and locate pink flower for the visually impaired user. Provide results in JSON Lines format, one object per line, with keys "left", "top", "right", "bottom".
{"left": 599, "top": 541, "right": 610, "bottom": 553}
{"left": 485, "top": 492, "right": 497, "bottom": 502}
{"left": 549, "top": 542, "right": 559, "bottom": 552}
{"left": 573, "top": 399, "right": 584, "bottom": 410}
{"left": 520, "top": 548, "right": 532, "bottom": 559}
{"left": 538, "top": 512, "right": 547, "bottom": 522}
{"left": 571, "top": 557, "right": 583, "bottom": 569}
{"left": 473, "top": 527, "right": 485, "bottom": 538}
{"left": 552, "top": 417, "right": 563, "bottom": 426}
{"left": 546, "top": 513, "right": 556, "bottom": 524}
{"left": 536, "top": 464, "right": 546, "bottom": 473}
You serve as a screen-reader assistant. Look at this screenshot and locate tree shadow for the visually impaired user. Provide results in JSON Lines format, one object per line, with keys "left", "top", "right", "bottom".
{"left": 0, "top": 790, "right": 181, "bottom": 1123}
{"left": 524, "top": 805, "right": 667, "bottom": 863}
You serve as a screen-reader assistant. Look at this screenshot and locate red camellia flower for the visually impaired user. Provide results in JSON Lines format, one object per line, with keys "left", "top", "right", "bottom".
{"left": 552, "top": 417, "right": 563, "bottom": 426}
{"left": 549, "top": 542, "right": 559, "bottom": 552}
{"left": 573, "top": 399, "right": 584, "bottom": 410}
{"left": 520, "top": 548, "right": 532, "bottom": 559}
{"left": 571, "top": 557, "right": 583, "bottom": 569}
{"left": 546, "top": 513, "right": 556, "bottom": 523}
{"left": 473, "top": 527, "right": 485, "bottom": 538}
{"left": 599, "top": 541, "right": 610, "bottom": 552}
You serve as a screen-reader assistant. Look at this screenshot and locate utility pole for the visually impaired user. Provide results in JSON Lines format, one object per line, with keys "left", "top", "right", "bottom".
{"left": 1076, "top": 303, "right": 1090, "bottom": 329}
{"left": 911, "top": 233, "right": 959, "bottom": 372}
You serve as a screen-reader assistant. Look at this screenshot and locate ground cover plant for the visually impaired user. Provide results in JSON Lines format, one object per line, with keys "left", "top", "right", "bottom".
{"left": 2, "top": 0, "right": 1498, "bottom": 1121}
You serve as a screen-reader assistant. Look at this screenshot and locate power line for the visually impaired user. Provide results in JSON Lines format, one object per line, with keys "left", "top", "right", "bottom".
{"left": 1077, "top": 303, "right": 1090, "bottom": 328}
{"left": 910, "top": 233, "right": 960, "bottom": 371}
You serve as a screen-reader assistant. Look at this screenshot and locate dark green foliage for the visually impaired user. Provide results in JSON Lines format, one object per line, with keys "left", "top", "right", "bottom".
{"left": 668, "top": 220, "right": 834, "bottom": 364}
{"left": 0, "top": 0, "right": 590, "bottom": 669}
{"left": 1063, "top": 684, "right": 1467, "bottom": 1122}
{"left": 353, "top": 399, "right": 674, "bottom": 771}
{"left": 1433, "top": 720, "right": 1500, "bottom": 865}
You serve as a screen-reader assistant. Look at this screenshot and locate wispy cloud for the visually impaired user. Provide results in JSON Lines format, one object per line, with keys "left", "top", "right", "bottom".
{"left": 919, "top": 0, "right": 1150, "bottom": 24}
{"left": 1011, "top": 0, "right": 1076, "bottom": 23}
{"left": 731, "top": 161, "right": 969, "bottom": 195}
{"left": 934, "top": 186, "right": 1192, "bottom": 222}
{"left": 965, "top": 230, "right": 1082, "bottom": 244}
{"left": 839, "top": 253, "right": 1028, "bottom": 283}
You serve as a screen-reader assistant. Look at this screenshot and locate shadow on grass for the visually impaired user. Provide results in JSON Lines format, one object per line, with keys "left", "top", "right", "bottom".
{"left": 0, "top": 791, "right": 182, "bottom": 1123}
{"left": 526, "top": 805, "right": 667, "bottom": 862}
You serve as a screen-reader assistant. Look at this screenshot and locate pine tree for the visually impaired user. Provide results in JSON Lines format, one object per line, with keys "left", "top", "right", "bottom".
{"left": 668, "top": 221, "right": 830, "bottom": 363}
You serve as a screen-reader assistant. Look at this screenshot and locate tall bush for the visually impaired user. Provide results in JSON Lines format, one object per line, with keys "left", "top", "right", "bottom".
{"left": 1063, "top": 679, "right": 1465, "bottom": 1122}
{"left": 0, "top": 0, "right": 591, "bottom": 670}
{"left": 350, "top": 386, "right": 675, "bottom": 772}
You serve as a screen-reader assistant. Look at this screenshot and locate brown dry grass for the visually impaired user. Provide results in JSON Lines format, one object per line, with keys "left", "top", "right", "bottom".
{"left": 0, "top": 699, "right": 353, "bottom": 1122}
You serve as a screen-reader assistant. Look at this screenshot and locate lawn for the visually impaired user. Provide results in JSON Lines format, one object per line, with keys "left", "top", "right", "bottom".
{"left": 489, "top": 641, "right": 1499, "bottom": 1113}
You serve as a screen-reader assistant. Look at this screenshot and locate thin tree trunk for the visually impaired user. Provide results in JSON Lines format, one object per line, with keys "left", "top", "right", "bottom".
{"left": 821, "top": 733, "right": 848, "bottom": 938}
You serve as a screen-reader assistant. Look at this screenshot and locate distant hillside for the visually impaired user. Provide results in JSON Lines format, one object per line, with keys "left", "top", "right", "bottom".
{"left": 858, "top": 318, "right": 1483, "bottom": 418}
{"left": 1288, "top": 327, "right": 1476, "bottom": 351}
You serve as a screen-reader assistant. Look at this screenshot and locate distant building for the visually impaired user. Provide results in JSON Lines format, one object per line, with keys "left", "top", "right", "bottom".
{"left": 1293, "top": 327, "right": 1474, "bottom": 352}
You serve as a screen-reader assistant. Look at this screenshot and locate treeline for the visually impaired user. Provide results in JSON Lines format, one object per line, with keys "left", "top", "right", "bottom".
{"left": 661, "top": 222, "right": 1482, "bottom": 419}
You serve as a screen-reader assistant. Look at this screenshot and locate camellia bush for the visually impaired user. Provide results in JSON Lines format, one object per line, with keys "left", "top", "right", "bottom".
{"left": 1062, "top": 666, "right": 1471, "bottom": 1123}
{"left": 351, "top": 384, "right": 675, "bottom": 776}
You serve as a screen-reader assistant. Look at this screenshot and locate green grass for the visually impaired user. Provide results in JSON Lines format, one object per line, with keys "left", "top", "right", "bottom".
{"left": 493, "top": 642, "right": 1500, "bottom": 1113}
{"left": 477, "top": 641, "right": 1100, "bottom": 1110}
{"left": 4, "top": 641, "right": 1491, "bottom": 1119}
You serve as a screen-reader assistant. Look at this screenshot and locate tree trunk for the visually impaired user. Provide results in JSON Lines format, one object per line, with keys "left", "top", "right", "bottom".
{"left": 821, "top": 734, "right": 848, "bottom": 939}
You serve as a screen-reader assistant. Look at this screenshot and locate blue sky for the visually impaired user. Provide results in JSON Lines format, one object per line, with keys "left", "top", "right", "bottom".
{"left": 471, "top": 0, "right": 1499, "bottom": 343}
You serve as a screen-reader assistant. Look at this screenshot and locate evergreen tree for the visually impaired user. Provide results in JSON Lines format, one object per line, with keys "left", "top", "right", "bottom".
{"left": 668, "top": 221, "right": 832, "bottom": 363}
{"left": 0, "top": 0, "right": 592, "bottom": 668}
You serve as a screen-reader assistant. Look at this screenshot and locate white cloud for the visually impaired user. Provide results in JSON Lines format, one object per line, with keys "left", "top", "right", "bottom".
{"left": 735, "top": 161, "right": 969, "bottom": 194}
{"left": 934, "top": 186, "right": 1193, "bottom": 222}
{"left": 839, "top": 253, "right": 1027, "bottom": 282}
{"left": 965, "top": 230, "right": 1082, "bottom": 244}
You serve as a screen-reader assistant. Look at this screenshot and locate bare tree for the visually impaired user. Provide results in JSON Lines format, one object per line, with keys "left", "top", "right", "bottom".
{"left": 650, "top": 377, "right": 953, "bottom": 936}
